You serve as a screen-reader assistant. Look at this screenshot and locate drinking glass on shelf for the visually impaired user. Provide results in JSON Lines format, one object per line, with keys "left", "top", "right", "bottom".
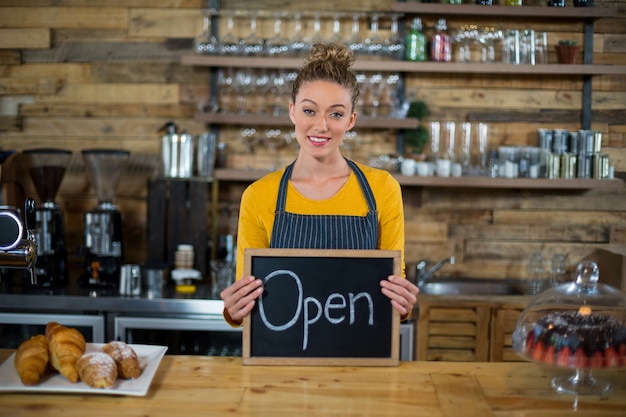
{"left": 289, "top": 12, "right": 308, "bottom": 56}
{"left": 364, "top": 13, "right": 384, "bottom": 58}
{"left": 459, "top": 122, "right": 472, "bottom": 174}
{"left": 383, "top": 13, "right": 404, "bottom": 60}
{"left": 473, "top": 122, "right": 489, "bottom": 175}
{"left": 330, "top": 12, "right": 344, "bottom": 45}
{"left": 429, "top": 121, "right": 441, "bottom": 162}
{"left": 266, "top": 12, "right": 290, "bottom": 56}
{"left": 264, "top": 128, "right": 284, "bottom": 171}
{"left": 219, "top": 10, "right": 241, "bottom": 55}
{"left": 217, "top": 67, "right": 235, "bottom": 114}
{"left": 241, "top": 11, "right": 265, "bottom": 55}
{"left": 193, "top": 5, "right": 219, "bottom": 54}
{"left": 239, "top": 127, "right": 258, "bottom": 170}
{"left": 234, "top": 68, "right": 254, "bottom": 114}
{"left": 348, "top": 13, "right": 365, "bottom": 55}
{"left": 551, "top": 254, "right": 568, "bottom": 285}
{"left": 308, "top": 12, "right": 325, "bottom": 47}
{"left": 535, "top": 31, "right": 549, "bottom": 64}
{"left": 253, "top": 69, "right": 270, "bottom": 115}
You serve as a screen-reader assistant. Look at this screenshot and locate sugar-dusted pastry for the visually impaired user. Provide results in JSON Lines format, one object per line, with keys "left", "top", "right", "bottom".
{"left": 76, "top": 352, "right": 118, "bottom": 389}
{"left": 46, "top": 321, "right": 86, "bottom": 383}
{"left": 101, "top": 341, "right": 141, "bottom": 379}
{"left": 14, "top": 334, "right": 50, "bottom": 386}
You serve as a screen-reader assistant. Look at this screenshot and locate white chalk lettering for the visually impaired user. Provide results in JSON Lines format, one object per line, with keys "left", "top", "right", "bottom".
{"left": 349, "top": 292, "right": 374, "bottom": 325}
{"left": 324, "top": 293, "right": 346, "bottom": 324}
{"left": 258, "top": 269, "right": 375, "bottom": 351}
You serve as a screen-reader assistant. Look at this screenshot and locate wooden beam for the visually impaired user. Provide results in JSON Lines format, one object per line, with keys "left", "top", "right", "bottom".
{"left": 0, "top": 29, "right": 50, "bottom": 49}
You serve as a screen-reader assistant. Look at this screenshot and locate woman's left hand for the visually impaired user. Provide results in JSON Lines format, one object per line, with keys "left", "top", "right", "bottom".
{"left": 380, "top": 275, "right": 419, "bottom": 319}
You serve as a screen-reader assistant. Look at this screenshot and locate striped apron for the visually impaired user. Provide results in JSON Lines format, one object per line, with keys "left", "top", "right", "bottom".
{"left": 269, "top": 159, "right": 378, "bottom": 250}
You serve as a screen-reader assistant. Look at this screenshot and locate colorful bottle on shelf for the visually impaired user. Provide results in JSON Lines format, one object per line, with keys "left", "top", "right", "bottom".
{"left": 405, "top": 18, "right": 426, "bottom": 62}
{"left": 505, "top": 0, "right": 523, "bottom": 5}
{"left": 431, "top": 19, "right": 451, "bottom": 62}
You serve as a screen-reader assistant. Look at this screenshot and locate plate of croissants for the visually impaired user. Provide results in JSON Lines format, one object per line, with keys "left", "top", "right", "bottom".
{"left": 0, "top": 321, "right": 167, "bottom": 396}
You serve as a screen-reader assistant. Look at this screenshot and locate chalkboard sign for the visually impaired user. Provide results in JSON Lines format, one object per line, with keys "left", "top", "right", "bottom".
{"left": 242, "top": 248, "right": 401, "bottom": 366}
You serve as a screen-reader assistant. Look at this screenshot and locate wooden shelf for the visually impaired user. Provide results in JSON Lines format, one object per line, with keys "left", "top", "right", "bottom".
{"left": 182, "top": 55, "right": 626, "bottom": 76}
{"left": 214, "top": 168, "right": 623, "bottom": 190}
{"left": 194, "top": 112, "right": 418, "bottom": 129}
{"left": 391, "top": 3, "right": 619, "bottom": 18}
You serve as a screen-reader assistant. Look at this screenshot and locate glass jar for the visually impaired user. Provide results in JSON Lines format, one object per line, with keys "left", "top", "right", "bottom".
{"left": 431, "top": 19, "right": 451, "bottom": 62}
{"left": 405, "top": 17, "right": 426, "bottom": 62}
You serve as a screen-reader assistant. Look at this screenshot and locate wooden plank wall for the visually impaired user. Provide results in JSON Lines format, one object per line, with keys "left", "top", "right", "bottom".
{"left": 0, "top": 0, "right": 625, "bottom": 283}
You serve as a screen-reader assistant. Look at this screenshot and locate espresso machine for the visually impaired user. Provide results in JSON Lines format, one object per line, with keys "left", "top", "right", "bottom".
{"left": 0, "top": 198, "right": 38, "bottom": 284}
{"left": 22, "top": 148, "right": 72, "bottom": 286}
{"left": 79, "top": 149, "right": 130, "bottom": 288}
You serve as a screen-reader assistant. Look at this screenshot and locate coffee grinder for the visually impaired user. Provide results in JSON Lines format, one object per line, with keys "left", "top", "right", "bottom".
{"left": 80, "top": 149, "right": 130, "bottom": 288}
{"left": 22, "top": 148, "right": 72, "bottom": 286}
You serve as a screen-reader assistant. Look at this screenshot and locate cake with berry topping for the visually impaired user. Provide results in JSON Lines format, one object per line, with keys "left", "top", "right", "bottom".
{"left": 524, "top": 309, "right": 626, "bottom": 368}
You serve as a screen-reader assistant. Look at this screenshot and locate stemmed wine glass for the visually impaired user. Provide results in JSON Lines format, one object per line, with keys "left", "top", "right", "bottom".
{"left": 264, "top": 128, "right": 284, "bottom": 171}
{"left": 266, "top": 12, "right": 290, "bottom": 56}
{"left": 193, "top": 4, "right": 219, "bottom": 54}
{"left": 364, "top": 13, "right": 384, "bottom": 58}
{"left": 289, "top": 12, "right": 307, "bottom": 57}
{"left": 307, "top": 12, "right": 325, "bottom": 48}
{"left": 234, "top": 68, "right": 254, "bottom": 114}
{"left": 384, "top": 14, "right": 404, "bottom": 60}
{"left": 217, "top": 67, "right": 235, "bottom": 114}
{"left": 348, "top": 13, "right": 364, "bottom": 55}
{"left": 330, "top": 13, "right": 345, "bottom": 45}
{"left": 253, "top": 69, "right": 270, "bottom": 115}
{"left": 241, "top": 11, "right": 264, "bottom": 55}
{"left": 239, "top": 127, "right": 258, "bottom": 170}
{"left": 219, "top": 10, "right": 241, "bottom": 55}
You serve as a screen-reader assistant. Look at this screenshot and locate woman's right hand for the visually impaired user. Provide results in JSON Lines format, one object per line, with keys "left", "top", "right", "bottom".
{"left": 220, "top": 275, "right": 264, "bottom": 325}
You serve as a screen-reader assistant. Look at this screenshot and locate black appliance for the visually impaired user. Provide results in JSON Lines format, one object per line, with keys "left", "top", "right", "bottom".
{"left": 79, "top": 149, "right": 130, "bottom": 288}
{"left": 23, "top": 148, "right": 72, "bottom": 286}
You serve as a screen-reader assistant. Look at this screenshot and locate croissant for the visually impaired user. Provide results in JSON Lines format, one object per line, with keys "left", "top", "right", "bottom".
{"left": 13, "top": 334, "right": 49, "bottom": 386}
{"left": 101, "top": 341, "right": 141, "bottom": 379}
{"left": 46, "top": 321, "right": 86, "bottom": 383}
{"left": 77, "top": 352, "right": 118, "bottom": 389}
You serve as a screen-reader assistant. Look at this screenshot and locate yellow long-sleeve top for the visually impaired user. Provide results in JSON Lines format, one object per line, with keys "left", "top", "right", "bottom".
{"left": 235, "top": 161, "right": 406, "bottom": 281}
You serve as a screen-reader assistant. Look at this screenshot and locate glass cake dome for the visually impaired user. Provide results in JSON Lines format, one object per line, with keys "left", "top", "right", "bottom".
{"left": 512, "top": 260, "right": 626, "bottom": 395}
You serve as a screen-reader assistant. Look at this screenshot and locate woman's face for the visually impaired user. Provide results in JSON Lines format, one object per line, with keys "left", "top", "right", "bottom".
{"left": 289, "top": 80, "right": 357, "bottom": 161}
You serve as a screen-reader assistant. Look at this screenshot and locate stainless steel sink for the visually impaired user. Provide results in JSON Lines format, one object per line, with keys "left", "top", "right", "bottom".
{"left": 417, "top": 279, "right": 525, "bottom": 296}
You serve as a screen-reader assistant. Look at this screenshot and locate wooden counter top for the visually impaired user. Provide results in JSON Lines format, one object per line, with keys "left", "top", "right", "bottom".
{"left": 1, "top": 350, "right": 625, "bottom": 417}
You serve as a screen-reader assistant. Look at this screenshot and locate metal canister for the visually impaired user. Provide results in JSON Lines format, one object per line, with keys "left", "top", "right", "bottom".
{"left": 568, "top": 131, "right": 579, "bottom": 154}
{"left": 552, "top": 129, "right": 569, "bottom": 154}
{"left": 592, "top": 154, "right": 610, "bottom": 179}
{"left": 578, "top": 130, "right": 594, "bottom": 155}
{"left": 593, "top": 131, "right": 603, "bottom": 154}
{"left": 559, "top": 153, "right": 576, "bottom": 179}
{"left": 546, "top": 153, "right": 560, "bottom": 179}
{"left": 537, "top": 128, "right": 553, "bottom": 150}
{"left": 577, "top": 153, "right": 591, "bottom": 178}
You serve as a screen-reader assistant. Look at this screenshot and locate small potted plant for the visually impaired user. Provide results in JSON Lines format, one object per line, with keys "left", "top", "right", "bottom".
{"left": 555, "top": 40, "right": 581, "bottom": 64}
{"left": 403, "top": 100, "right": 429, "bottom": 160}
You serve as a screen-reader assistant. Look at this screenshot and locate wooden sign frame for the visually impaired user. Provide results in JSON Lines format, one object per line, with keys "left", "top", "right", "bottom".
{"left": 242, "top": 248, "right": 401, "bottom": 366}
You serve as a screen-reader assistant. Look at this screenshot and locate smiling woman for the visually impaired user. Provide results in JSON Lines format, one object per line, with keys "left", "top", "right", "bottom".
{"left": 219, "top": 43, "right": 419, "bottom": 330}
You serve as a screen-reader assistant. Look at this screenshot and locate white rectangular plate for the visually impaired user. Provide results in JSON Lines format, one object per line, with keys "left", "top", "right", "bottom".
{"left": 0, "top": 343, "right": 168, "bottom": 396}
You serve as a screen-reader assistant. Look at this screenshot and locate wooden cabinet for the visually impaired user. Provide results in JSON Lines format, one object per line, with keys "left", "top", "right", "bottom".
{"left": 415, "top": 295, "right": 530, "bottom": 362}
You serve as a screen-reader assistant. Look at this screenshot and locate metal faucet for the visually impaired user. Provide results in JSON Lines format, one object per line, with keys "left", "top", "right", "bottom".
{"left": 416, "top": 256, "right": 455, "bottom": 286}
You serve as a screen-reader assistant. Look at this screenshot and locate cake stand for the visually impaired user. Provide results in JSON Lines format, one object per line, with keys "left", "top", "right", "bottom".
{"left": 512, "top": 260, "right": 626, "bottom": 395}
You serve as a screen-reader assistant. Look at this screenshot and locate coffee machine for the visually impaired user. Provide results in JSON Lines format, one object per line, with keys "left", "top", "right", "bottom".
{"left": 0, "top": 198, "right": 38, "bottom": 285}
{"left": 22, "top": 148, "right": 72, "bottom": 286}
{"left": 79, "top": 149, "right": 130, "bottom": 288}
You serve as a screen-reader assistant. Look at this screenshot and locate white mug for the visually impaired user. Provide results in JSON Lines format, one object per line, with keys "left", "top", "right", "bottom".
{"left": 401, "top": 158, "right": 416, "bottom": 176}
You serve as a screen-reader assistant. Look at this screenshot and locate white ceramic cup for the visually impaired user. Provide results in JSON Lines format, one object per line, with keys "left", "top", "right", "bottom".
{"left": 436, "top": 159, "right": 451, "bottom": 177}
{"left": 401, "top": 158, "right": 416, "bottom": 176}
{"left": 415, "top": 162, "right": 430, "bottom": 176}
